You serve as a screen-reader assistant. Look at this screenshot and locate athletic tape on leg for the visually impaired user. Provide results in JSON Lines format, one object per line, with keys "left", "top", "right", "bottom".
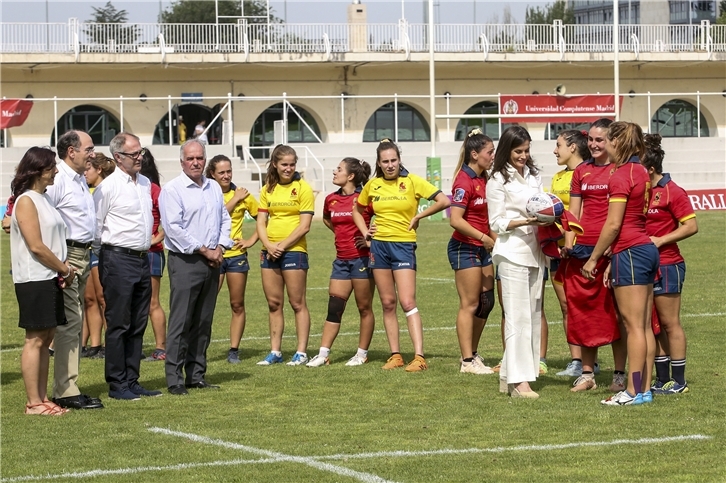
{"left": 404, "top": 307, "right": 419, "bottom": 317}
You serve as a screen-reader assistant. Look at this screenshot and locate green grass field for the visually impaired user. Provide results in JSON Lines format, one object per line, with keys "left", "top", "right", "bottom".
{"left": 1, "top": 212, "right": 725, "bottom": 482}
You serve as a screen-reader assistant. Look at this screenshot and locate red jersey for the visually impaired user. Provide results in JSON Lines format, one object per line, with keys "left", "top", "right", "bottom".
{"left": 324, "top": 187, "right": 373, "bottom": 260}
{"left": 569, "top": 159, "right": 614, "bottom": 246}
{"left": 451, "top": 164, "right": 489, "bottom": 245}
{"left": 608, "top": 157, "right": 653, "bottom": 254}
{"left": 646, "top": 173, "right": 696, "bottom": 265}
{"left": 149, "top": 182, "right": 163, "bottom": 253}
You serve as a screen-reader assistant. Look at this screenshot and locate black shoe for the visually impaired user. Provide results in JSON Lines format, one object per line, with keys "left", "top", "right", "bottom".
{"left": 129, "top": 383, "right": 162, "bottom": 397}
{"left": 81, "top": 346, "right": 89, "bottom": 357}
{"left": 168, "top": 384, "right": 188, "bottom": 396}
{"left": 85, "top": 346, "right": 104, "bottom": 359}
{"left": 185, "top": 380, "right": 220, "bottom": 389}
{"left": 53, "top": 394, "right": 104, "bottom": 410}
{"left": 108, "top": 389, "right": 141, "bottom": 401}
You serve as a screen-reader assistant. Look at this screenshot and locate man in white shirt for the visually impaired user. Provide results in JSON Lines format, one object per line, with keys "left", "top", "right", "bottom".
{"left": 46, "top": 130, "right": 104, "bottom": 410}
{"left": 193, "top": 120, "right": 208, "bottom": 145}
{"left": 159, "top": 139, "right": 232, "bottom": 395}
{"left": 93, "top": 132, "right": 160, "bottom": 400}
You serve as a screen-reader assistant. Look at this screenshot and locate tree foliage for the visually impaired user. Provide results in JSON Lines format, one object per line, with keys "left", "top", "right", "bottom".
{"left": 85, "top": 1, "right": 139, "bottom": 48}
{"left": 161, "top": 0, "right": 279, "bottom": 24}
{"left": 525, "top": 0, "right": 574, "bottom": 24}
{"left": 717, "top": 0, "right": 726, "bottom": 24}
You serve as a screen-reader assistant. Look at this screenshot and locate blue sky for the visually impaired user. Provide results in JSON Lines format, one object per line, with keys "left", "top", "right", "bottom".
{"left": 2, "top": 1, "right": 544, "bottom": 24}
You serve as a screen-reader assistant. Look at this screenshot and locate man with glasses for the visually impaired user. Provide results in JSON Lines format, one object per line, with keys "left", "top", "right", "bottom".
{"left": 46, "top": 130, "right": 104, "bottom": 410}
{"left": 93, "top": 132, "right": 160, "bottom": 400}
{"left": 160, "top": 139, "right": 232, "bottom": 395}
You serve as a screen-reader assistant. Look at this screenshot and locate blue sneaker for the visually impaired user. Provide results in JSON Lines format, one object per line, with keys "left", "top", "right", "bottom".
{"left": 556, "top": 360, "right": 583, "bottom": 377}
{"left": 257, "top": 352, "right": 283, "bottom": 366}
{"left": 650, "top": 380, "right": 667, "bottom": 395}
{"left": 594, "top": 362, "right": 601, "bottom": 375}
{"left": 641, "top": 390, "right": 653, "bottom": 403}
{"left": 287, "top": 352, "right": 309, "bottom": 366}
{"left": 660, "top": 380, "right": 689, "bottom": 394}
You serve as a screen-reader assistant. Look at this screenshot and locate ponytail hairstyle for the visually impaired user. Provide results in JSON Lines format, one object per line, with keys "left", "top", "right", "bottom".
{"left": 265, "top": 144, "right": 297, "bottom": 193}
{"left": 606, "top": 121, "right": 645, "bottom": 167}
{"left": 558, "top": 129, "right": 590, "bottom": 161}
{"left": 87, "top": 152, "right": 116, "bottom": 183}
{"left": 491, "top": 126, "right": 538, "bottom": 184}
{"left": 642, "top": 133, "right": 665, "bottom": 175}
{"left": 11, "top": 147, "right": 58, "bottom": 196}
{"left": 454, "top": 127, "right": 494, "bottom": 177}
{"left": 374, "top": 138, "right": 405, "bottom": 178}
{"left": 140, "top": 148, "right": 161, "bottom": 186}
{"left": 205, "top": 154, "right": 232, "bottom": 179}
{"left": 340, "top": 157, "right": 371, "bottom": 187}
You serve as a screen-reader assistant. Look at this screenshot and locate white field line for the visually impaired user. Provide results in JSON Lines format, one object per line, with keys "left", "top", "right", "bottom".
{"left": 1, "top": 312, "right": 723, "bottom": 354}
{"left": 1, "top": 433, "right": 711, "bottom": 483}
{"left": 148, "top": 427, "right": 395, "bottom": 483}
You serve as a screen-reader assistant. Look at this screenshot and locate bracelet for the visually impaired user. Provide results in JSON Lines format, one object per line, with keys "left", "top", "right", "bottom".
{"left": 64, "top": 267, "right": 72, "bottom": 278}
{"left": 479, "top": 234, "right": 486, "bottom": 242}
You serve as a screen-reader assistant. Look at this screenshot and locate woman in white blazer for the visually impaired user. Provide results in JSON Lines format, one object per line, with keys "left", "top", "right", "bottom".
{"left": 487, "top": 126, "right": 548, "bottom": 399}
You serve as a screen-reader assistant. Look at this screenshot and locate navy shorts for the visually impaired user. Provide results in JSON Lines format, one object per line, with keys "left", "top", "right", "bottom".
{"left": 90, "top": 251, "right": 99, "bottom": 269}
{"left": 447, "top": 238, "right": 492, "bottom": 270}
{"left": 654, "top": 262, "right": 686, "bottom": 295}
{"left": 148, "top": 251, "right": 165, "bottom": 277}
{"left": 220, "top": 253, "right": 250, "bottom": 274}
{"left": 331, "top": 257, "right": 372, "bottom": 280}
{"left": 550, "top": 258, "right": 561, "bottom": 272}
{"left": 611, "top": 243, "right": 660, "bottom": 286}
{"left": 260, "top": 250, "right": 309, "bottom": 270}
{"left": 496, "top": 265, "right": 548, "bottom": 281}
{"left": 369, "top": 240, "right": 416, "bottom": 271}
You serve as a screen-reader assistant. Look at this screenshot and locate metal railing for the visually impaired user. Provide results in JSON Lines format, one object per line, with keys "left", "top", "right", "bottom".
{"left": 2, "top": 20, "right": 724, "bottom": 56}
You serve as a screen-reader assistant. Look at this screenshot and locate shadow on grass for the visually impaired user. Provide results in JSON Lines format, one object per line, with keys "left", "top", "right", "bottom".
{"left": 1, "top": 371, "right": 22, "bottom": 386}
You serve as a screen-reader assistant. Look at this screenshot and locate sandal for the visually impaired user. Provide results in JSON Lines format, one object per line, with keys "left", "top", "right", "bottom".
{"left": 25, "top": 402, "right": 67, "bottom": 416}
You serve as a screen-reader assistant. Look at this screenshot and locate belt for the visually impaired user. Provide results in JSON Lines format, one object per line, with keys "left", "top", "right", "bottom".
{"left": 67, "top": 240, "right": 92, "bottom": 250}
{"left": 102, "top": 244, "right": 148, "bottom": 258}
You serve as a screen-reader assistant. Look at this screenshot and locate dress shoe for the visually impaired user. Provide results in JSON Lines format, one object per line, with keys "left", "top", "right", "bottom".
{"left": 168, "top": 384, "right": 189, "bottom": 396}
{"left": 53, "top": 394, "right": 104, "bottom": 410}
{"left": 129, "top": 383, "right": 162, "bottom": 397}
{"left": 108, "top": 389, "right": 141, "bottom": 401}
{"left": 185, "top": 380, "right": 220, "bottom": 389}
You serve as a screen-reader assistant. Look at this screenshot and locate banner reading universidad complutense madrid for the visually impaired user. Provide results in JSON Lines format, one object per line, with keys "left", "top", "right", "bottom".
{"left": 499, "top": 95, "right": 623, "bottom": 124}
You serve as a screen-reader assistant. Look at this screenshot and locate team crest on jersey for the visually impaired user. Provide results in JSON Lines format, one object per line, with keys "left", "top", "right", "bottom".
{"left": 475, "top": 185, "right": 480, "bottom": 191}
{"left": 453, "top": 188, "right": 465, "bottom": 203}
{"left": 398, "top": 182, "right": 406, "bottom": 192}
{"left": 609, "top": 168, "right": 615, "bottom": 176}
{"left": 652, "top": 192, "right": 661, "bottom": 206}
{"left": 330, "top": 200, "right": 337, "bottom": 206}
{"left": 290, "top": 188, "right": 298, "bottom": 198}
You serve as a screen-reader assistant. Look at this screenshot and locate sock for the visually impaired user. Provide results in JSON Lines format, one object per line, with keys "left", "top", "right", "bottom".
{"left": 463, "top": 357, "right": 474, "bottom": 363}
{"left": 296, "top": 351, "right": 307, "bottom": 357}
{"left": 229, "top": 347, "right": 238, "bottom": 353}
{"left": 654, "top": 355, "right": 670, "bottom": 383}
{"left": 614, "top": 370, "right": 625, "bottom": 375}
{"left": 540, "top": 357, "right": 547, "bottom": 363}
{"left": 272, "top": 350, "right": 282, "bottom": 357}
{"left": 319, "top": 347, "right": 330, "bottom": 358}
{"left": 671, "top": 358, "right": 686, "bottom": 385}
{"left": 391, "top": 352, "right": 401, "bottom": 356}
{"left": 356, "top": 348, "right": 368, "bottom": 359}
{"left": 572, "top": 358, "right": 582, "bottom": 363}
{"left": 582, "top": 370, "right": 593, "bottom": 376}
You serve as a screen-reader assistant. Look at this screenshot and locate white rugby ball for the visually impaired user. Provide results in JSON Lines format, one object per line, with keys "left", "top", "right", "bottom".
{"left": 525, "top": 193, "right": 564, "bottom": 224}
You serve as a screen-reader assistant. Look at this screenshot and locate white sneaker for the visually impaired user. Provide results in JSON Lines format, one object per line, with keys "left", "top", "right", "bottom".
{"left": 306, "top": 354, "right": 329, "bottom": 367}
{"left": 345, "top": 354, "right": 368, "bottom": 366}
{"left": 286, "top": 353, "right": 309, "bottom": 366}
{"left": 460, "top": 358, "right": 495, "bottom": 375}
{"left": 556, "top": 360, "right": 583, "bottom": 377}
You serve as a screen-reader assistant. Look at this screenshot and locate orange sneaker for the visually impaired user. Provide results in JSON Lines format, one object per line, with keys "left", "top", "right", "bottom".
{"left": 405, "top": 355, "right": 428, "bottom": 372}
{"left": 382, "top": 353, "right": 405, "bottom": 370}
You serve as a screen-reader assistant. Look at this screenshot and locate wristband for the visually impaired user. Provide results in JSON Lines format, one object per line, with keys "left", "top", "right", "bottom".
{"left": 64, "top": 266, "right": 72, "bottom": 278}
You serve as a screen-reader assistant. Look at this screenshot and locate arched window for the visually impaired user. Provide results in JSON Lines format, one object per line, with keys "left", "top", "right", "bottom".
{"left": 250, "top": 103, "right": 322, "bottom": 147}
{"left": 545, "top": 122, "right": 591, "bottom": 140}
{"left": 455, "top": 101, "right": 516, "bottom": 141}
{"left": 651, "top": 99, "right": 709, "bottom": 137}
{"left": 363, "top": 102, "right": 430, "bottom": 142}
{"left": 51, "top": 105, "right": 120, "bottom": 146}
{"left": 152, "top": 104, "right": 221, "bottom": 145}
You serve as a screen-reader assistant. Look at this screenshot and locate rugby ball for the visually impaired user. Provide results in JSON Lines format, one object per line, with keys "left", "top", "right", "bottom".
{"left": 526, "top": 193, "right": 564, "bottom": 224}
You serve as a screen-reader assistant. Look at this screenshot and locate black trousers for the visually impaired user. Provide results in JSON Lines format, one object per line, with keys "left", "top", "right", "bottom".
{"left": 100, "top": 249, "right": 151, "bottom": 393}
{"left": 165, "top": 252, "right": 219, "bottom": 387}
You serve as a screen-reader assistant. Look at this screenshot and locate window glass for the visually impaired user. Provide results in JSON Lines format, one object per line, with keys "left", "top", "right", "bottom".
{"left": 363, "top": 102, "right": 430, "bottom": 142}
{"left": 650, "top": 99, "right": 709, "bottom": 137}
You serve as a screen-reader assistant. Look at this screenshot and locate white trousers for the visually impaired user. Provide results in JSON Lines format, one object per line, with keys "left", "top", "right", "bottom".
{"left": 499, "top": 259, "right": 543, "bottom": 385}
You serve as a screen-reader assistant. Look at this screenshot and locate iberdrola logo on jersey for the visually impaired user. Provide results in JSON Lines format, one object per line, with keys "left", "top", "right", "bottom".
{"left": 398, "top": 182, "right": 406, "bottom": 192}
{"left": 291, "top": 188, "right": 298, "bottom": 198}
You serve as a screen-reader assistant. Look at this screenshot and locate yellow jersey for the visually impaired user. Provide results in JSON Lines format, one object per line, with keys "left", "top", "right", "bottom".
{"left": 258, "top": 175, "right": 314, "bottom": 253}
{"left": 223, "top": 186, "right": 259, "bottom": 258}
{"left": 550, "top": 168, "right": 574, "bottom": 210}
{"left": 357, "top": 170, "right": 440, "bottom": 243}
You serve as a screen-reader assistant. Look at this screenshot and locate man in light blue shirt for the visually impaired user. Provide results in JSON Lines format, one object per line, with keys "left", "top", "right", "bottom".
{"left": 160, "top": 139, "right": 232, "bottom": 395}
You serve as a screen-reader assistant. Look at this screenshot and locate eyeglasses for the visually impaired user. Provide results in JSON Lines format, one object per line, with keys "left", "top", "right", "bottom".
{"left": 117, "top": 148, "right": 147, "bottom": 159}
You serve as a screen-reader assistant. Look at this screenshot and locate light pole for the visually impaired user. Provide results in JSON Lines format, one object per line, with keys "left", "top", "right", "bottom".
{"left": 613, "top": 0, "right": 620, "bottom": 121}
{"left": 428, "top": 0, "right": 435, "bottom": 157}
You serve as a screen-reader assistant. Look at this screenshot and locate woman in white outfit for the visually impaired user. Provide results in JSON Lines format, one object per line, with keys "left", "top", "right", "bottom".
{"left": 486, "top": 126, "right": 548, "bottom": 399}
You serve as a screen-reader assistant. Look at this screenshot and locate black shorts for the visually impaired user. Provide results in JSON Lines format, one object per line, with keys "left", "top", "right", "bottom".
{"left": 15, "top": 279, "right": 67, "bottom": 330}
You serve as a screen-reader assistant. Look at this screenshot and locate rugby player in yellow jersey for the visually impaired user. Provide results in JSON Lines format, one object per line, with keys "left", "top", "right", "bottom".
{"left": 352, "top": 139, "right": 450, "bottom": 372}
{"left": 256, "top": 145, "right": 315, "bottom": 366}
{"left": 550, "top": 130, "right": 588, "bottom": 379}
{"left": 206, "top": 155, "right": 259, "bottom": 365}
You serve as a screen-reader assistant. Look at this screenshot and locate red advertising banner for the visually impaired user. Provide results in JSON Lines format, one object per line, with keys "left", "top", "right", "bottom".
{"left": 687, "top": 188, "right": 726, "bottom": 211}
{"left": 0, "top": 99, "right": 34, "bottom": 129}
{"left": 500, "top": 95, "right": 622, "bottom": 123}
